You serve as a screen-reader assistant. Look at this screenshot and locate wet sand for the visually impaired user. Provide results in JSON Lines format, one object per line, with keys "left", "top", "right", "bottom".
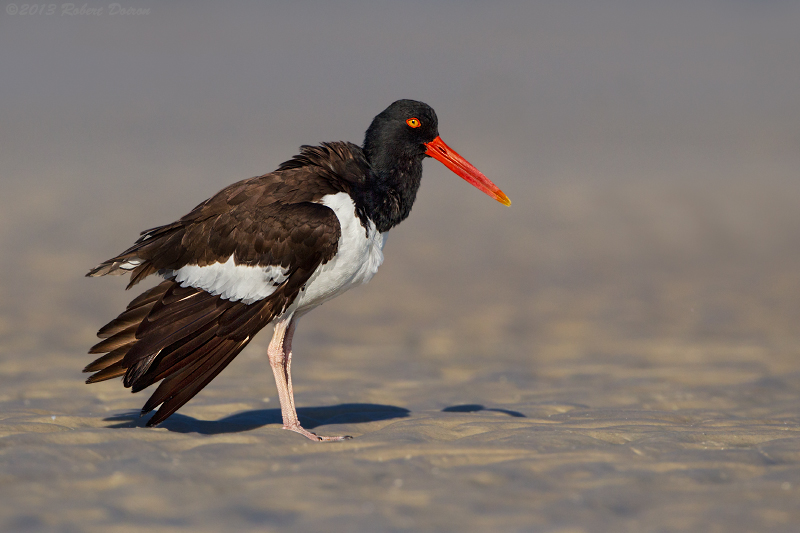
{"left": 2, "top": 164, "right": 799, "bottom": 532}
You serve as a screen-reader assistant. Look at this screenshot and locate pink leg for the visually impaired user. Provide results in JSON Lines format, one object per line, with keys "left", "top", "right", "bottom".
{"left": 267, "top": 317, "right": 350, "bottom": 442}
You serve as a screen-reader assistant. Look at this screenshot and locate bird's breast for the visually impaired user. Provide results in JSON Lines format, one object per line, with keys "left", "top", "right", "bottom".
{"left": 294, "top": 192, "right": 386, "bottom": 313}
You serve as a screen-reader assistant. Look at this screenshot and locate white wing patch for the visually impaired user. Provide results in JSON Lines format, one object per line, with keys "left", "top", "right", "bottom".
{"left": 171, "top": 256, "right": 289, "bottom": 304}
{"left": 119, "top": 258, "right": 142, "bottom": 270}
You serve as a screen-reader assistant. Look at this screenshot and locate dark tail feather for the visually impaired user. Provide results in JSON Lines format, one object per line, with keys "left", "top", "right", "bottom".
{"left": 142, "top": 337, "right": 251, "bottom": 426}
{"left": 133, "top": 298, "right": 269, "bottom": 393}
{"left": 84, "top": 343, "right": 133, "bottom": 373}
{"left": 131, "top": 325, "right": 219, "bottom": 388}
{"left": 85, "top": 279, "right": 279, "bottom": 425}
{"left": 121, "top": 297, "right": 230, "bottom": 387}
{"left": 88, "top": 324, "right": 138, "bottom": 354}
{"left": 129, "top": 281, "right": 173, "bottom": 308}
{"left": 85, "top": 362, "right": 128, "bottom": 383}
{"left": 84, "top": 281, "right": 173, "bottom": 380}
{"left": 97, "top": 305, "right": 152, "bottom": 339}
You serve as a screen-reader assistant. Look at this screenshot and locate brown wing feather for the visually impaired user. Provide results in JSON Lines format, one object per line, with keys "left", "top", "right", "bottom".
{"left": 84, "top": 344, "right": 133, "bottom": 373}
{"left": 85, "top": 193, "right": 342, "bottom": 425}
{"left": 86, "top": 150, "right": 356, "bottom": 286}
{"left": 142, "top": 338, "right": 248, "bottom": 426}
{"left": 84, "top": 262, "right": 314, "bottom": 425}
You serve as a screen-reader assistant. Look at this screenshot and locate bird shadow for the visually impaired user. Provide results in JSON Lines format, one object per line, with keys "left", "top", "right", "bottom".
{"left": 442, "top": 404, "right": 526, "bottom": 418}
{"left": 103, "top": 403, "right": 410, "bottom": 435}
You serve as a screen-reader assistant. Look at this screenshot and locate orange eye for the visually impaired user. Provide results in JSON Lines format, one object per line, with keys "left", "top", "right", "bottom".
{"left": 406, "top": 118, "right": 421, "bottom": 128}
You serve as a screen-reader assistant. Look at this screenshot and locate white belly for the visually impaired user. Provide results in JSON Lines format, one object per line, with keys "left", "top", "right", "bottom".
{"left": 293, "top": 192, "right": 386, "bottom": 314}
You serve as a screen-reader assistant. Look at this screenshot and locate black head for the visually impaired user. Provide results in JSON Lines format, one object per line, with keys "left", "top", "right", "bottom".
{"left": 363, "top": 99, "right": 439, "bottom": 171}
{"left": 353, "top": 99, "right": 509, "bottom": 233}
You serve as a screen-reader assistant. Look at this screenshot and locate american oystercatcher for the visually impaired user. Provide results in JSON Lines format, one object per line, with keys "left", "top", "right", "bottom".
{"left": 85, "top": 100, "right": 510, "bottom": 441}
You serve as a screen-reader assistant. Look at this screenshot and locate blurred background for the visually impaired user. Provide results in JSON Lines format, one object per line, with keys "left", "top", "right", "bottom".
{"left": 1, "top": 1, "right": 799, "bottom": 530}
{"left": 2, "top": 0, "right": 799, "bottom": 360}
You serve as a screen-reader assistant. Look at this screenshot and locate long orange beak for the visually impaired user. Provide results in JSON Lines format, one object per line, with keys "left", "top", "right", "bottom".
{"left": 424, "top": 136, "right": 511, "bottom": 206}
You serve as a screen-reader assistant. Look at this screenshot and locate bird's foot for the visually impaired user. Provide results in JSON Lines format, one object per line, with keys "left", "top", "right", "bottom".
{"left": 283, "top": 423, "right": 352, "bottom": 442}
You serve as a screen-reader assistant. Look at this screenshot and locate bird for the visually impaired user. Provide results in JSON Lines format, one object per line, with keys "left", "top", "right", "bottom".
{"left": 85, "top": 99, "right": 510, "bottom": 441}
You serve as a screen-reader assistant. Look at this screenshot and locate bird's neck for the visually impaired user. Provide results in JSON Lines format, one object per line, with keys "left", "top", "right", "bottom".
{"left": 352, "top": 148, "right": 424, "bottom": 233}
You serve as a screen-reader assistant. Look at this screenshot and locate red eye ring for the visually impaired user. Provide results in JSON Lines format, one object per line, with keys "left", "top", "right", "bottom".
{"left": 406, "top": 118, "right": 421, "bottom": 128}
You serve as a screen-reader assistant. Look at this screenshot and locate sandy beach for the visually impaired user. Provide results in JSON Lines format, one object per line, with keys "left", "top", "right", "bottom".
{"left": 2, "top": 2, "right": 799, "bottom": 531}
{"left": 3, "top": 170, "right": 799, "bottom": 532}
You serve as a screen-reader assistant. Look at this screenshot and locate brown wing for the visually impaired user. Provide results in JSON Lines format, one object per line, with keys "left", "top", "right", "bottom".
{"left": 86, "top": 167, "right": 346, "bottom": 286}
{"left": 85, "top": 195, "right": 341, "bottom": 426}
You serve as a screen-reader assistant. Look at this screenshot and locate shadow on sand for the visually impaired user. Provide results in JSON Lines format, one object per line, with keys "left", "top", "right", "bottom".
{"left": 104, "top": 403, "right": 410, "bottom": 435}
{"left": 442, "top": 404, "right": 526, "bottom": 418}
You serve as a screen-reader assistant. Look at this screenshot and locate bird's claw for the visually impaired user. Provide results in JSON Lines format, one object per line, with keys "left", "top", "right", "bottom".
{"left": 283, "top": 424, "right": 352, "bottom": 442}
